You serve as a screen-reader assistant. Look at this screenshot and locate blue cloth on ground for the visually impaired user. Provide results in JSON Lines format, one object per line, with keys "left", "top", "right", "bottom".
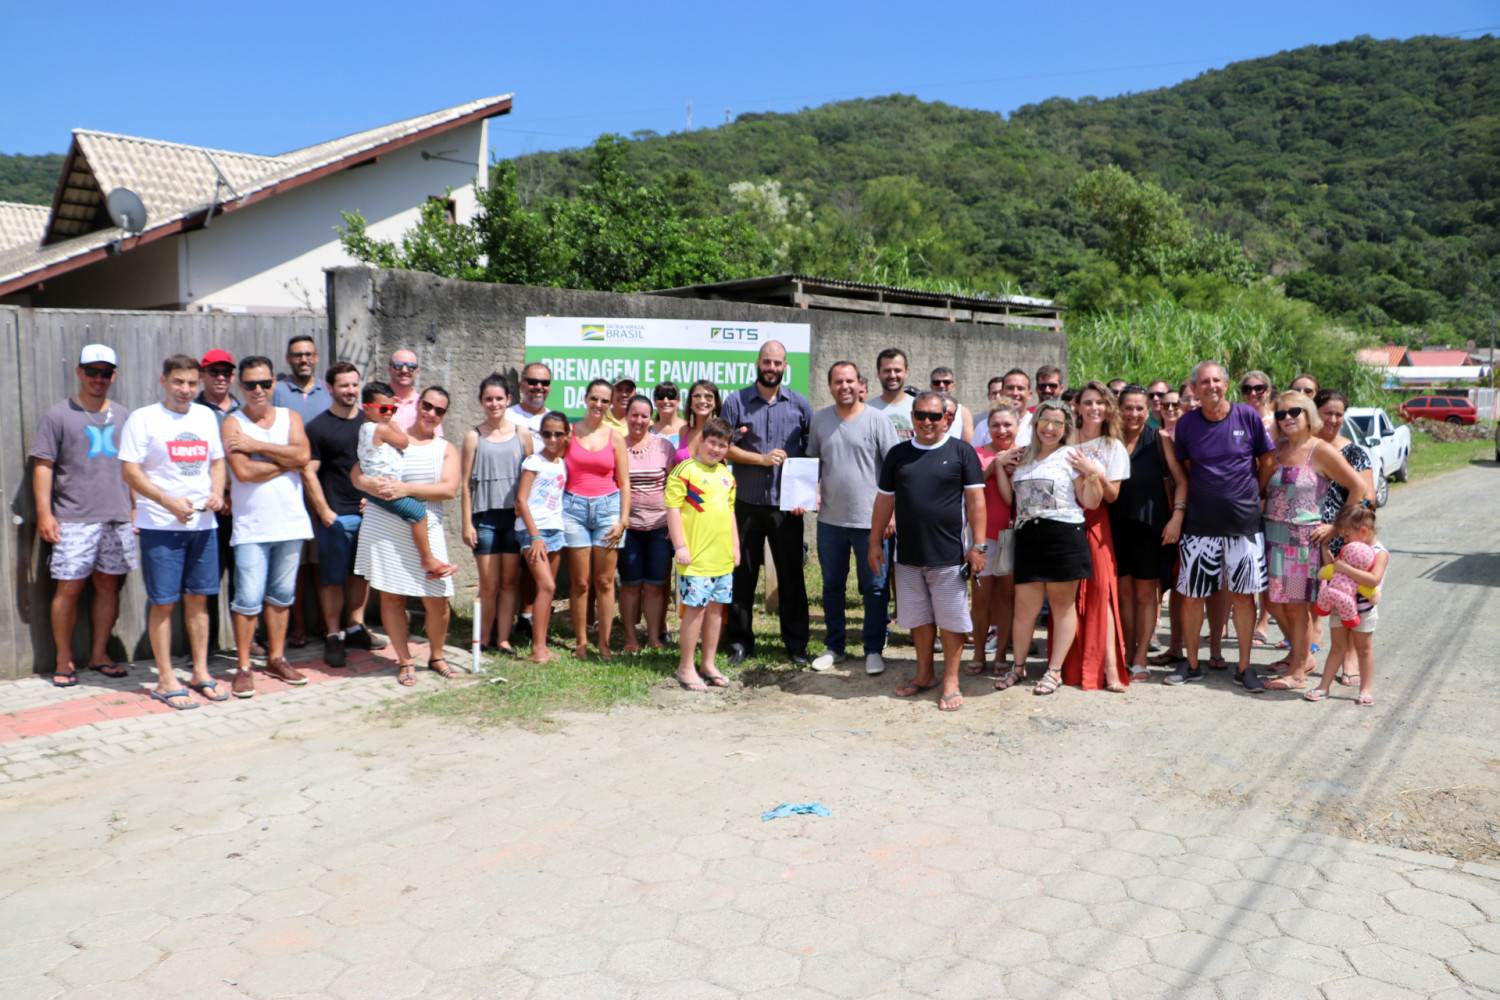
{"left": 761, "top": 802, "right": 831, "bottom": 822}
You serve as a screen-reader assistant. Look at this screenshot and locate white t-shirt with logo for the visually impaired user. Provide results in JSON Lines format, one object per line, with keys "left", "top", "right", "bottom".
{"left": 516, "top": 453, "right": 568, "bottom": 533}
{"left": 118, "top": 402, "right": 226, "bottom": 531}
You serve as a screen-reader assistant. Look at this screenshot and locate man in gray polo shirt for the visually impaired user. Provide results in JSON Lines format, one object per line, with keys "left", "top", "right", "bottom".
{"left": 808, "top": 361, "right": 897, "bottom": 675}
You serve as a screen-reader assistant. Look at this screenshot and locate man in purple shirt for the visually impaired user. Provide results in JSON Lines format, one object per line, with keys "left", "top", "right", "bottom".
{"left": 1165, "top": 361, "right": 1276, "bottom": 690}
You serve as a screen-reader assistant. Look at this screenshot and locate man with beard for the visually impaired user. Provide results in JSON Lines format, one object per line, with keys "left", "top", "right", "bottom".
{"left": 272, "top": 335, "right": 330, "bottom": 423}
{"left": 807, "top": 361, "right": 897, "bottom": 675}
{"left": 388, "top": 349, "right": 441, "bottom": 436}
{"left": 720, "top": 340, "right": 814, "bottom": 666}
{"left": 869, "top": 347, "right": 915, "bottom": 442}
{"left": 508, "top": 362, "right": 552, "bottom": 433}
{"left": 302, "top": 362, "right": 387, "bottom": 666}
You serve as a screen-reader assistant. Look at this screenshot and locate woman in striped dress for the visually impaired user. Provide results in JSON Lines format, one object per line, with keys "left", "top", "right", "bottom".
{"left": 353, "top": 386, "right": 461, "bottom": 687}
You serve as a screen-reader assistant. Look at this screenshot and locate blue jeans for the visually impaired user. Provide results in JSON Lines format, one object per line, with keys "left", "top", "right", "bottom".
{"left": 816, "top": 522, "right": 890, "bottom": 656}
{"left": 231, "top": 539, "right": 303, "bottom": 616}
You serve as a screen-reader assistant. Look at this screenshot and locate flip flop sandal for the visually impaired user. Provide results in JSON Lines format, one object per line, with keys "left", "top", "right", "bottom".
{"left": 1356, "top": 693, "right": 1374, "bottom": 707}
{"left": 702, "top": 673, "right": 730, "bottom": 688}
{"left": 963, "top": 661, "right": 988, "bottom": 676}
{"left": 1252, "top": 630, "right": 1270, "bottom": 646}
{"left": 397, "top": 665, "right": 418, "bottom": 687}
{"left": 89, "top": 662, "right": 128, "bottom": 678}
{"left": 894, "top": 681, "right": 938, "bottom": 698}
{"left": 1303, "top": 689, "right": 1328, "bottom": 702}
{"left": 938, "top": 691, "right": 964, "bottom": 712}
{"left": 149, "top": 688, "right": 199, "bottom": 711}
{"left": 187, "top": 679, "right": 229, "bottom": 702}
{"left": 1336, "top": 672, "right": 1360, "bottom": 686}
{"left": 1265, "top": 677, "right": 1306, "bottom": 692}
{"left": 1148, "top": 651, "right": 1182, "bottom": 666}
{"left": 1033, "top": 670, "right": 1062, "bottom": 696}
{"left": 1129, "top": 666, "right": 1150, "bottom": 681}
{"left": 676, "top": 676, "right": 707, "bottom": 692}
{"left": 994, "top": 666, "right": 1023, "bottom": 691}
{"left": 52, "top": 671, "right": 79, "bottom": 688}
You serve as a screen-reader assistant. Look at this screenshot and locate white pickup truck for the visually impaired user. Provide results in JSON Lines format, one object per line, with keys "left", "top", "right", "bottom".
{"left": 1341, "top": 407, "right": 1411, "bottom": 507}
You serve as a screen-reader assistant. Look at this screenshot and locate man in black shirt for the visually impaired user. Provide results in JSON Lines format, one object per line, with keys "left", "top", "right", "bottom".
{"left": 869, "top": 391, "right": 986, "bottom": 711}
{"left": 301, "top": 363, "right": 385, "bottom": 666}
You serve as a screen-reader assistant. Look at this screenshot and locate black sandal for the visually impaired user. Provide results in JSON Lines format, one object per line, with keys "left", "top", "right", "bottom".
{"left": 428, "top": 657, "right": 458, "bottom": 679}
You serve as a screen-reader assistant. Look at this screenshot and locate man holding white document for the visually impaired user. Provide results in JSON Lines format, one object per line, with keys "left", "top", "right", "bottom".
{"left": 806, "top": 361, "right": 897, "bottom": 675}
{"left": 721, "top": 341, "right": 814, "bottom": 667}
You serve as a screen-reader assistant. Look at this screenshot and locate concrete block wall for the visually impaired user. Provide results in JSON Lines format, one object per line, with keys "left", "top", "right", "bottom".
{"left": 327, "top": 267, "right": 1067, "bottom": 607}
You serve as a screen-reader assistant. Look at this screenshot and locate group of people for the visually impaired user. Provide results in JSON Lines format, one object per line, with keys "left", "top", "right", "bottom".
{"left": 34, "top": 336, "right": 1388, "bottom": 712}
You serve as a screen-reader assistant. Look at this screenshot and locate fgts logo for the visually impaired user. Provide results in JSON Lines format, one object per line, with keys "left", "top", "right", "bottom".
{"left": 710, "top": 327, "right": 758, "bottom": 342}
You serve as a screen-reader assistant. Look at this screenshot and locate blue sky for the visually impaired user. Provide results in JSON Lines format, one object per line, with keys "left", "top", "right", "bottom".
{"left": 3, "top": 1, "right": 1494, "bottom": 161}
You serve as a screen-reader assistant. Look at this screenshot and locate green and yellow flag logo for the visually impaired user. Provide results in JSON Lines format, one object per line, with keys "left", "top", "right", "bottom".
{"left": 581, "top": 324, "right": 605, "bottom": 342}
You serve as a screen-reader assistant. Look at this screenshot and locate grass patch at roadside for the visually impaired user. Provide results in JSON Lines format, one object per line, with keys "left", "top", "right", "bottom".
{"left": 1397, "top": 427, "right": 1494, "bottom": 485}
{"left": 395, "top": 612, "right": 815, "bottom": 727}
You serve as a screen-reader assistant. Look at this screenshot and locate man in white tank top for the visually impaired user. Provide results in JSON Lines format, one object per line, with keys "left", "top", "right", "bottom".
{"left": 221, "top": 356, "right": 314, "bottom": 698}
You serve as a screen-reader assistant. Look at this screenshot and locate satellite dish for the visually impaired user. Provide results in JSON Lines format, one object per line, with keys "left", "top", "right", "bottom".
{"left": 106, "top": 188, "right": 148, "bottom": 234}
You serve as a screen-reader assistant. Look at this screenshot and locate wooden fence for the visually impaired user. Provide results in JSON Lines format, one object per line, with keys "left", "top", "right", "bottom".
{"left": 0, "top": 307, "right": 325, "bottom": 679}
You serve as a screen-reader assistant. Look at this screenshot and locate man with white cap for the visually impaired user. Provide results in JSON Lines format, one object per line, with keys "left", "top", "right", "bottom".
{"left": 31, "top": 345, "right": 136, "bottom": 686}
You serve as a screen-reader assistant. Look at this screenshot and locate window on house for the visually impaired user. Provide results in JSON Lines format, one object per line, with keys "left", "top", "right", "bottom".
{"left": 427, "top": 196, "right": 457, "bottom": 224}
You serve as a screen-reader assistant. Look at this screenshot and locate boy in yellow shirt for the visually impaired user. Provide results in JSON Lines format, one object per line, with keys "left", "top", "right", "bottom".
{"left": 665, "top": 417, "right": 740, "bottom": 691}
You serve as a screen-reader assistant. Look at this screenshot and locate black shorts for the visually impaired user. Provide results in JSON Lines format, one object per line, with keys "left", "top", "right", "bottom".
{"left": 1112, "top": 519, "right": 1169, "bottom": 581}
{"left": 1014, "top": 519, "right": 1091, "bottom": 584}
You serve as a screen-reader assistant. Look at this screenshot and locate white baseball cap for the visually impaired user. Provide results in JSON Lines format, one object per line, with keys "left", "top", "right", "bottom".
{"left": 80, "top": 344, "right": 117, "bottom": 366}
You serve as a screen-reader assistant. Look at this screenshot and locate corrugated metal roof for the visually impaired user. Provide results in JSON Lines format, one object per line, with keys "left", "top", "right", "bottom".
{"left": 2, "top": 94, "right": 513, "bottom": 294}
{"left": 0, "top": 202, "right": 49, "bottom": 253}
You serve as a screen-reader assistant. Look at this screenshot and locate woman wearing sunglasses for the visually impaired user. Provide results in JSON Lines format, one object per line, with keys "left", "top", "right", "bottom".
{"left": 563, "top": 378, "right": 632, "bottom": 659}
{"left": 1259, "top": 392, "right": 1366, "bottom": 692}
{"left": 996, "top": 399, "right": 1109, "bottom": 696}
{"left": 352, "top": 386, "right": 461, "bottom": 687}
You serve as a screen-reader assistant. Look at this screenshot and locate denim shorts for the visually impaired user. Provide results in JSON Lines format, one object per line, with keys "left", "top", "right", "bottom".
{"left": 314, "top": 513, "right": 362, "bottom": 587}
{"left": 680, "top": 572, "right": 733, "bottom": 607}
{"left": 472, "top": 508, "right": 521, "bottom": 555}
{"left": 620, "top": 526, "right": 672, "bottom": 586}
{"left": 562, "top": 491, "right": 622, "bottom": 549}
{"left": 517, "top": 527, "right": 565, "bottom": 554}
{"left": 232, "top": 539, "right": 303, "bottom": 616}
{"left": 139, "top": 528, "right": 220, "bottom": 606}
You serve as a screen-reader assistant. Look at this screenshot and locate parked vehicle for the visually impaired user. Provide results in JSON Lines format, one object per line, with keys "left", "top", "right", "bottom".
{"left": 1343, "top": 407, "right": 1411, "bottom": 506}
{"left": 1399, "top": 395, "right": 1478, "bottom": 425}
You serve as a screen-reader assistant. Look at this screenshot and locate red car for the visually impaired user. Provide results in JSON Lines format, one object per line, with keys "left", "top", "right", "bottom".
{"left": 1399, "top": 395, "right": 1478, "bottom": 424}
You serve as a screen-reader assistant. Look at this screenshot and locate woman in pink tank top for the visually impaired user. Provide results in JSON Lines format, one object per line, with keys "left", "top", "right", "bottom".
{"left": 562, "top": 379, "right": 631, "bottom": 659}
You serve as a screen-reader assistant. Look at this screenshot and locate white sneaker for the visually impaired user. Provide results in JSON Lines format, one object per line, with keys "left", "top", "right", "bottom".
{"left": 865, "top": 653, "right": 886, "bottom": 675}
{"left": 985, "top": 627, "right": 999, "bottom": 655}
{"left": 811, "top": 652, "right": 844, "bottom": 672}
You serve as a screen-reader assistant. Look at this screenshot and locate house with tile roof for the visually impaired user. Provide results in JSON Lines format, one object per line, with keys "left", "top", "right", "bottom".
{"left": 0, "top": 95, "right": 512, "bottom": 312}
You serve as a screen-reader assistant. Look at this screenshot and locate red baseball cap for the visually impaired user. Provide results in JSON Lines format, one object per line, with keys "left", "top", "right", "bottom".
{"left": 201, "top": 349, "right": 235, "bottom": 367}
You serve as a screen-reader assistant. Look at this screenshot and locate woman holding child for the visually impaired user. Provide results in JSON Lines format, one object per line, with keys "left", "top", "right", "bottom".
{"left": 352, "top": 385, "right": 461, "bottom": 686}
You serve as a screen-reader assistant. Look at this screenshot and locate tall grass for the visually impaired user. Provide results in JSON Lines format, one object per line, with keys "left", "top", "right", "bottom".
{"left": 1069, "top": 295, "right": 1383, "bottom": 403}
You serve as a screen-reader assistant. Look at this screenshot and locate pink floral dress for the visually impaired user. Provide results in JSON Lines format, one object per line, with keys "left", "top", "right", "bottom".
{"left": 1264, "top": 449, "right": 1321, "bottom": 603}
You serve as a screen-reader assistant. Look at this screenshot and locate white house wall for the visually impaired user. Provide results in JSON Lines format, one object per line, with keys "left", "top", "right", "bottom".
{"left": 181, "top": 119, "right": 489, "bottom": 312}
{"left": 21, "top": 234, "right": 182, "bottom": 310}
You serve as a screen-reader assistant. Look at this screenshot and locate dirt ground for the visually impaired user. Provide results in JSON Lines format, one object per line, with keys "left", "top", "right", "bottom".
{"left": 612, "top": 461, "right": 1500, "bottom": 862}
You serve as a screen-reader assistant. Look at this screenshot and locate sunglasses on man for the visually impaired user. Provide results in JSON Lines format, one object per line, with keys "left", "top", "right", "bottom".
{"left": 524, "top": 377, "right": 551, "bottom": 387}
{"left": 206, "top": 365, "right": 235, "bottom": 378}
{"left": 390, "top": 362, "right": 419, "bottom": 372}
{"left": 911, "top": 410, "right": 946, "bottom": 422}
{"left": 81, "top": 365, "right": 116, "bottom": 379}
{"left": 241, "top": 378, "right": 275, "bottom": 391}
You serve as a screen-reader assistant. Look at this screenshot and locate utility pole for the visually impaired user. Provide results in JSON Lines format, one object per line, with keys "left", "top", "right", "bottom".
{"left": 685, "top": 101, "right": 693, "bottom": 131}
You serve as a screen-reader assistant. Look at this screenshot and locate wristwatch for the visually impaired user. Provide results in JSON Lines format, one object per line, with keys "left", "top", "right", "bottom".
{"left": 971, "top": 543, "right": 989, "bottom": 553}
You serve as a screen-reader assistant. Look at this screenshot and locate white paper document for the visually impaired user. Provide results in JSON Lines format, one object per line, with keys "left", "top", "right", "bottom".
{"left": 779, "top": 457, "right": 820, "bottom": 512}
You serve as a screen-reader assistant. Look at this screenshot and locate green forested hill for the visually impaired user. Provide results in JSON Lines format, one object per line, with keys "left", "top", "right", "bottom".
{"left": 0, "top": 154, "right": 64, "bottom": 204}
{"left": 514, "top": 34, "right": 1499, "bottom": 343}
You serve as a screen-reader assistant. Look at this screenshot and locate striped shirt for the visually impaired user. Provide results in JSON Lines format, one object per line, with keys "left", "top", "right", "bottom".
{"left": 353, "top": 438, "right": 453, "bottom": 598}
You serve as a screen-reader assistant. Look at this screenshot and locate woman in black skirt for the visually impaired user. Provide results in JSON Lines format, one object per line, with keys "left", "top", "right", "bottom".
{"left": 1111, "top": 386, "right": 1187, "bottom": 681}
{"left": 996, "top": 399, "right": 1107, "bottom": 695}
